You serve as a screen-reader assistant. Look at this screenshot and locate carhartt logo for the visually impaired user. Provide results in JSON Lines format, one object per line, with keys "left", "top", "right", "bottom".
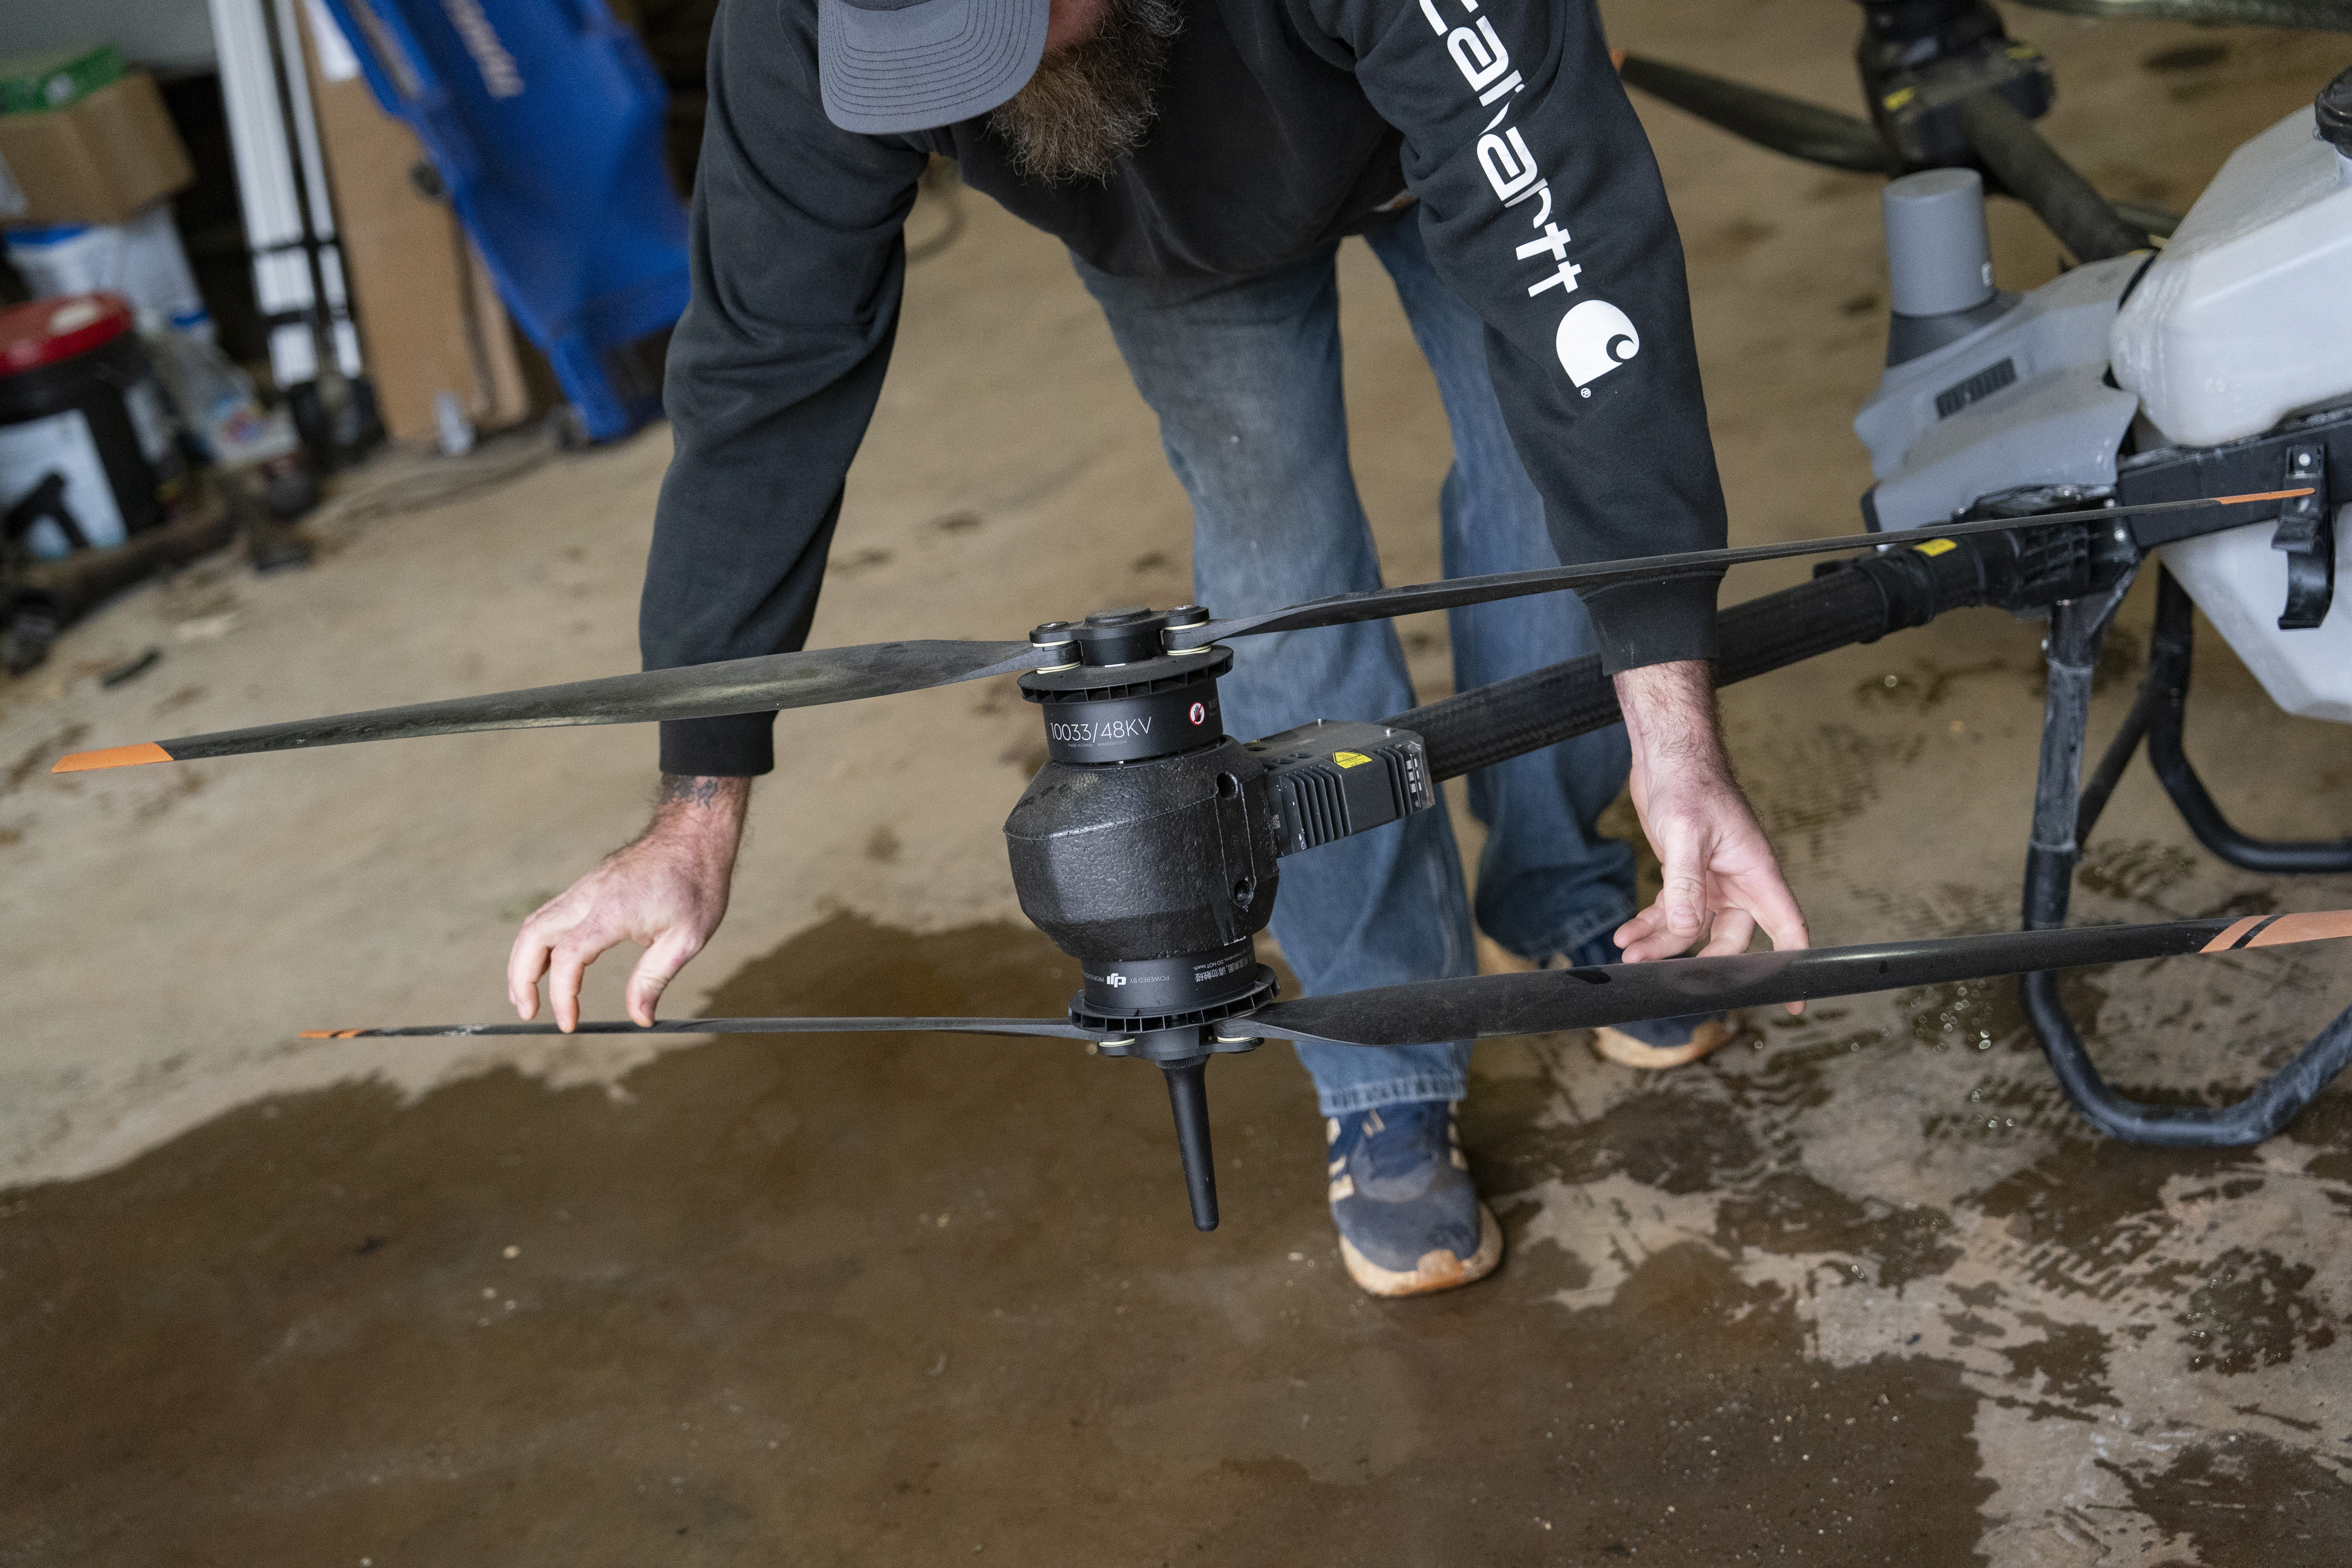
{"left": 1104, "top": 972, "right": 1129, "bottom": 987}
{"left": 1556, "top": 299, "right": 1639, "bottom": 390}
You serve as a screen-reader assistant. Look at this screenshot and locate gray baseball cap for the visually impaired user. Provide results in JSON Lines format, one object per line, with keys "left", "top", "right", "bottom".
{"left": 818, "top": 0, "right": 1051, "bottom": 135}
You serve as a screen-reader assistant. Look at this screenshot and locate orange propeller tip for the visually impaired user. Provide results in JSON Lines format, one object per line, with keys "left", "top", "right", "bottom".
{"left": 52, "top": 742, "right": 173, "bottom": 773}
{"left": 2214, "top": 486, "right": 2316, "bottom": 505}
{"left": 300, "top": 1029, "right": 368, "bottom": 1039}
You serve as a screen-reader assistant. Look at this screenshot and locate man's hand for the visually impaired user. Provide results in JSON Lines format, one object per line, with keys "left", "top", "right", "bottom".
{"left": 507, "top": 775, "right": 751, "bottom": 1031}
{"left": 1610, "top": 662, "right": 1808, "bottom": 1006}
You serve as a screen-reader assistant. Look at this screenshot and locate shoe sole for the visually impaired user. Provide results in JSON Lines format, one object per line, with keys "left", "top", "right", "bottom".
{"left": 1591, "top": 1014, "right": 1741, "bottom": 1070}
{"left": 1338, "top": 1201, "right": 1504, "bottom": 1298}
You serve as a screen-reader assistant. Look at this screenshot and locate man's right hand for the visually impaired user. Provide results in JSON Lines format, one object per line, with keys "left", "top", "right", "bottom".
{"left": 507, "top": 775, "right": 752, "bottom": 1032}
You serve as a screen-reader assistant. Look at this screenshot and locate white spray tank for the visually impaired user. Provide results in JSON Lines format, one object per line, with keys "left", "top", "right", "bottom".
{"left": 2110, "top": 69, "right": 2352, "bottom": 724}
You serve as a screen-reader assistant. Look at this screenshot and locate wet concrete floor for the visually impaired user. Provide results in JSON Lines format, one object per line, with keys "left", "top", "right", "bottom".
{"left": 9, "top": 891, "right": 2352, "bottom": 1563}
{"left": 6, "top": 2, "right": 2352, "bottom": 1562}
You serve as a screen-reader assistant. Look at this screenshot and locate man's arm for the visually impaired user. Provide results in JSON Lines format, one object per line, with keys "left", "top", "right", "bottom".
{"left": 1309, "top": 0, "right": 1808, "bottom": 962}
{"left": 1611, "top": 664, "right": 1807, "bottom": 991}
{"left": 642, "top": 0, "right": 927, "bottom": 777}
{"left": 509, "top": 776, "right": 750, "bottom": 1030}
{"left": 1307, "top": 0, "right": 1731, "bottom": 670}
{"left": 508, "top": 0, "right": 924, "bottom": 1027}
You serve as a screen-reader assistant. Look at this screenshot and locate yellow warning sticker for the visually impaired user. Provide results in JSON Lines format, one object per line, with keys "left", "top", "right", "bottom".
{"left": 1332, "top": 751, "right": 1372, "bottom": 769}
{"left": 1915, "top": 538, "right": 1958, "bottom": 557}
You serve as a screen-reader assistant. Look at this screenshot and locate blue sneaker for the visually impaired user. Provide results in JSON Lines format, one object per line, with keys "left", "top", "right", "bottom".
{"left": 1563, "top": 932, "right": 1738, "bottom": 1069}
{"left": 1326, "top": 1101, "right": 1502, "bottom": 1298}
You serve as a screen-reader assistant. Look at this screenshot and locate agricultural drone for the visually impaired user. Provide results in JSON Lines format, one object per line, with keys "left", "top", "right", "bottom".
{"left": 56, "top": 9, "right": 2352, "bottom": 1230}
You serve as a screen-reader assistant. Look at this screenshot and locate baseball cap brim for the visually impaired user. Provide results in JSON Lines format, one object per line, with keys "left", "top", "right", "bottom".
{"left": 819, "top": 0, "right": 1050, "bottom": 135}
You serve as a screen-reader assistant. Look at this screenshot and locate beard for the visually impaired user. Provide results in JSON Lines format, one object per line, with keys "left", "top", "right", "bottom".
{"left": 987, "top": 0, "right": 1183, "bottom": 184}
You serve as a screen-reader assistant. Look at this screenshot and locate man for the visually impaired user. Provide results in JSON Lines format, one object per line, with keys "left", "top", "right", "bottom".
{"left": 509, "top": 0, "right": 1809, "bottom": 1297}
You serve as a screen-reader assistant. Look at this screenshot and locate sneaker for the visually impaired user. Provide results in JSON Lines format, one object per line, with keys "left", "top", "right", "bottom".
{"left": 1326, "top": 1101, "right": 1503, "bottom": 1298}
{"left": 1562, "top": 932, "right": 1739, "bottom": 1069}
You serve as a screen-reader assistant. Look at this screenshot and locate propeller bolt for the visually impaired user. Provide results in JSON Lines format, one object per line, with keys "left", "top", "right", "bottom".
{"left": 1163, "top": 603, "right": 1214, "bottom": 655}
{"left": 1030, "top": 622, "right": 1079, "bottom": 671}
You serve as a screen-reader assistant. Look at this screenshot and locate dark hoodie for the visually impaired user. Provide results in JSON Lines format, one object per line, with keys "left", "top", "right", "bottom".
{"left": 646, "top": 0, "right": 1728, "bottom": 775}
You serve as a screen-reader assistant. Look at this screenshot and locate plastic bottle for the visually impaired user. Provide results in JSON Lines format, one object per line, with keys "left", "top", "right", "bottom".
{"left": 145, "top": 312, "right": 302, "bottom": 468}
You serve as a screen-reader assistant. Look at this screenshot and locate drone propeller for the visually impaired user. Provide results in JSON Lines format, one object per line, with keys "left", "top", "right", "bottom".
{"left": 1610, "top": 52, "right": 2181, "bottom": 238}
{"left": 51, "top": 641, "right": 1047, "bottom": 772}
{"left": 300, "top": 1015, "right": 1095, "bottom": 1040}
{"left": 303, "top": 911, "right": 2352, "bottom": 1045}
{"left": 51, "top": 486, "right": 2309, "bottom": 774}
{"left": 1158, "top": 487, "right": 2310, "bottom": 648}
{"left": 1248, "top": 910, "right": 2352, "bottom": 1046}
{"left": 2010, "top": 0, "right": 2352, "bottom": 30}
{"left": 302, "top": 909, "right": 2350, "bottom": 1229}
{"left": 1615, "top": 53, "right": 1895, "bottom": 173}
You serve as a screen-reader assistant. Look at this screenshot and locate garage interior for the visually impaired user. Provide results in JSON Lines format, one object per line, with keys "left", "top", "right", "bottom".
{"left": 4, "top": 2, "right": 2350, "bottom": 1562}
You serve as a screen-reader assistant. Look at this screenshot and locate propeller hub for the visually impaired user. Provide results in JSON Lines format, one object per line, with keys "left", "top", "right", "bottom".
{"left": 1071, "top": 605, "right": 1173, "bottom": 667}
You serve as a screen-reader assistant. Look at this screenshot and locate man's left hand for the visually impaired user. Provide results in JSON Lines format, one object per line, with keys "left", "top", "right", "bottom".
{"left": 1609, "top": 661, "right": 1808, "bottom": 1005}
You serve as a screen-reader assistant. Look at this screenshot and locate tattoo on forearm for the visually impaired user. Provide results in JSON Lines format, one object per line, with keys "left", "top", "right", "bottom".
{"left": 656, "top": 774, "right": 729, "bottom": 810}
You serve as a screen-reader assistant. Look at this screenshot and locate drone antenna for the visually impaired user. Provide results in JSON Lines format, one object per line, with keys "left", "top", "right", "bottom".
{"left": 1160, "top": 1058, "right": 1219, "bottom": 1231}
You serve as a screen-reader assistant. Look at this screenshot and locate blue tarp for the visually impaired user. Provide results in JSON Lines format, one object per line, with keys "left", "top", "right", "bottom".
{"left": 320, "top": 0, "right": 690, "bottom": 441}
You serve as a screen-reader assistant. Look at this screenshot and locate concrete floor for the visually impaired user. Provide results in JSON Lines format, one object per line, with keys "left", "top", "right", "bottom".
{"left": 5, "top": 3, "right": 2351, "bottom": 1561}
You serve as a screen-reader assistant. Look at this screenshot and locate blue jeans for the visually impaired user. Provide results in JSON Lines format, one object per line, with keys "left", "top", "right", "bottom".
{"left": 1073, "top": 217, "right": 1637, "bottom": 1116}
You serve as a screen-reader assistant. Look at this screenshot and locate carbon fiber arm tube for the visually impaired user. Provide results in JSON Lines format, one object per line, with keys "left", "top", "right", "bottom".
{"left": 1389, "top": 521, "right": 2115, "bottom": 781}
{"left": 1390, "top": 569, "right": 1889, "bottom": 781}
{"left": 1959, "top": 92, "right": 2149, "bottom": 263}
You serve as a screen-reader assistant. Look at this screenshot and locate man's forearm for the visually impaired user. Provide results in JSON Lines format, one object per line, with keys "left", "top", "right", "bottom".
{"left": 1611, "top": 660, "right": 1728, "bottom": 777}
{"left": 642, "top": 774, "right": 752, "bottom": 857}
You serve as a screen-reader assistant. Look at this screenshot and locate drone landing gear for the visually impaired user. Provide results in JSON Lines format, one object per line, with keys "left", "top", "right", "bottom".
{"left": 1090, "top": 1026, "right": 1265, "bottom": 1231}
{"left": 2138, "top": 573, "right": 2352, "bottom": 877}
{"left": 2022, "top": 568, "right": 2352, "bottom": 1145}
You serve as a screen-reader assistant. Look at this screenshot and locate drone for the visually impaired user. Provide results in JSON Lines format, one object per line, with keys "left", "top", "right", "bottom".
{"left": 53, "top": 483, "right": 2347, "bottom": 1227}
{"left": 52, "top": 7, "right": 2352, "bottom": 1231}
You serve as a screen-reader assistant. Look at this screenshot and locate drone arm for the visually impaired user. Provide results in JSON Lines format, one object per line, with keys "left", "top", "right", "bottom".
{"left": 1614, "top": 53, "right": 1896, "bottom": 174}
{"left": 1388, "top": 517, "right": 2137, "bottom": 782}
{"left": 1958, "top": 91, "right": 2149, "bottom": 262}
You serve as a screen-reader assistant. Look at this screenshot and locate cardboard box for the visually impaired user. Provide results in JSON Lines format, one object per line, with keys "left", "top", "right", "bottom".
{"left": 298, "top": 4, "right": 540, "bottom": 445}
{"left": 0, "top": 43, "right": 127, "bottom": 116}
{"left": 0, "top": 73, "right": 194, "bottom": 225}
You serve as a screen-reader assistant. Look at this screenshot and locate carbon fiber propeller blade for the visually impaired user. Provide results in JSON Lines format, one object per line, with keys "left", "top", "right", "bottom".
{"left": 2012, "top": 0, "right": 2352, "bottom": 29}
{"left": 303, "top": 1016, "right": 1097, "bottom": 1040}
{"left": 1611, "top": 53, "right": 2180, "bottom": 235}
{"left": 1244, "top": 911, "right": 2352, "bottom": 1047}
{"left": 1165, "top": 487, "right": 2311, "bottom": 649}
{"left": 1617, "top": 53, "right": 1895, "bottom": 173}
{"left": 53, "top": 641, "right": 1046, "bottom": 772}
{"left": 53, "top": 488, "right": 2311, "bottom": 774}
{"left": 309, "top": 912, "right": 2351, "bottom": 1047}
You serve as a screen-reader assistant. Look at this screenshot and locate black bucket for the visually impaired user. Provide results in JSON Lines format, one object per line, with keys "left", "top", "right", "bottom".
{"left": 0, "top": 292, "right": 182, "bottom": 560}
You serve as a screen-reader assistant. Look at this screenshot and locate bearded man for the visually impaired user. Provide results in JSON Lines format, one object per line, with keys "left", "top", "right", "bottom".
{"left": 508, "top": 0, "right": 1811, "bottom": 1296}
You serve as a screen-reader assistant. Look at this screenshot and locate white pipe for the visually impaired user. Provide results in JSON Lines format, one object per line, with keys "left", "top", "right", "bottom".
{"left": 272, "top": 0, "right": 363, "bottom": 376}
{"left": 207, "top": 0, "right": 320, "bottom": 384}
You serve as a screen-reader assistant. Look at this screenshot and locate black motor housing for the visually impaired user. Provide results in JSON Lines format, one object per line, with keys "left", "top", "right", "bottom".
{"left": 1003, "top": 733, "right": 1279, "bottom": 1023}
{"left": 1002, "top": 608, "right": 1283, "bottom": 1038}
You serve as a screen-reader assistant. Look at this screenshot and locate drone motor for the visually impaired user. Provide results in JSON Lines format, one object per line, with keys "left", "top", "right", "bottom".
{"left": 1004, "top": 605, "right": 1439, "bottom": 1229}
